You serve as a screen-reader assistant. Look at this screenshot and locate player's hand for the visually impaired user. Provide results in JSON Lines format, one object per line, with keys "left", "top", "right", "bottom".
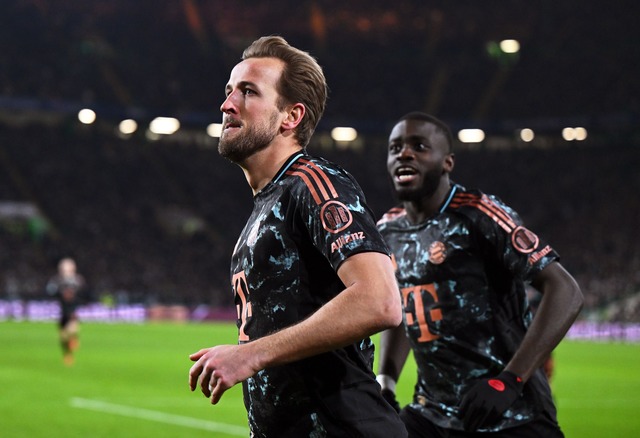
{"left": 381, "top": 388, "right": 401, "bottom": 413}
{"left": 458, "top": 370, "right": 524, "bottom": 431}
{"left": 188, "top": 344, "right": 259, "bottom": 405}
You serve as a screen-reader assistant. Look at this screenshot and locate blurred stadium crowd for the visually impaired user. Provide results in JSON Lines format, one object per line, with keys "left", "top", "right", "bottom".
{"left": 1, "top": 0, "right": 639, "bottom": 321}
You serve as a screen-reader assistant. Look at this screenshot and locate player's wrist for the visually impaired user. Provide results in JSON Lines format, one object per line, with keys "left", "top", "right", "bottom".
{"left": 497, "top": 370, "right": 524, "bottom": 393}
{"left": 376, "top": 374, "right": 397, "bottom": 393}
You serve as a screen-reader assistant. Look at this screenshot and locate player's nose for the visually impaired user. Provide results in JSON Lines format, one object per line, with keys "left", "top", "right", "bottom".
{"left": 220, "top": 90, "right": 239, "bottom": 114}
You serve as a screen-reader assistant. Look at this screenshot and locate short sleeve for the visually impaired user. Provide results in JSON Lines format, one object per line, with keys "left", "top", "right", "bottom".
{"left": 286, "top": 157, "right": 390, "bottom": 271}
{"left": 468, "top": 193, "right": 559, "bottom": 281}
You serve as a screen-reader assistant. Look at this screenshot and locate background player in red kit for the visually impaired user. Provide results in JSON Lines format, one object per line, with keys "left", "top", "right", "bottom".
{"left": 188, "top": 36, "right": 407, "bottom": 437}
{"left": 376, "top": 112, "right": 583, "bottom": 437}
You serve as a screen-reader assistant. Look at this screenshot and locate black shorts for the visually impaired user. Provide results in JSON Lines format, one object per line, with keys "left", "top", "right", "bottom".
{"left": 400, "top": 406, "right": 564, "bottom": 438}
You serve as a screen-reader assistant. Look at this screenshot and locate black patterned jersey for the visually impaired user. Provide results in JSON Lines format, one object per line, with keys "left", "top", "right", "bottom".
{"left": 377, "top": 183, "right": 559, "bottom": 432}
{"left": 46, "top": 273, "right": 86, "bottom": 327}
{"left": 230, "top": 151, "right": 406, "bottom": 438}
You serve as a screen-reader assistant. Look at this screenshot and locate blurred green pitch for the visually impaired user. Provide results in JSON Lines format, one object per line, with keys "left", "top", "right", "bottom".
{"left": 1, "top": 321, "right": 639, "bottom": 437}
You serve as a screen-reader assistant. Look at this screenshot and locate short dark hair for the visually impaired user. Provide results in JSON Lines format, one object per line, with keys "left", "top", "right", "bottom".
{"left": 396, "top": 112, "right": 454, "bottom": 153}
{"left": 242, "top": 36, "right": 327, "bottom": 148}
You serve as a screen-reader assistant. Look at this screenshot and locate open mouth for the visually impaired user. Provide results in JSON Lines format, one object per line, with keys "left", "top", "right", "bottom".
{"left": 223, "top": 119, "right": 242, "bottom": 131}
{"left": 394, "top": 166, "right": 418, "bottom": 183}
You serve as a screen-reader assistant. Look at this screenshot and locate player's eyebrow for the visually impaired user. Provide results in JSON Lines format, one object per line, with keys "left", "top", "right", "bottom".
{"left": 225, "top": 80, "right": 259, "bottom": 94}
{"left": 389, "top": 134, "right": 427, "bottom": 144}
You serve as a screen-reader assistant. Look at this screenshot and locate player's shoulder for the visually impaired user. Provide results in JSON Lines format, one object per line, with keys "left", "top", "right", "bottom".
{"left": 291, "top": 154, "right": 348, "bottom": 179}
{"left": 445, "top": 184, "right": 521, "bottom": 228}
{"left": 377, "top": 206, "right": 407, "bottom": 227}
{"left": 283, "top": 154, "right": 358, "bottom": 201}
{"left": 447, "top": 185, "right": 509, "bottom": 215}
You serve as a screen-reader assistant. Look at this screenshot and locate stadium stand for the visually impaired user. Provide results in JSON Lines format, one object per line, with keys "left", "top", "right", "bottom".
{"left": 1, "top": 0, "right": 639, "bottom": 321}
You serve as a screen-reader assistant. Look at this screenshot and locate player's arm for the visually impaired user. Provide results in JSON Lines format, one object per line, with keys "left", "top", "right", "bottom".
{"left": 459, "top": 261, "right": 583, "bottom": 431}
{"left": 461, "top": 197, "right": 583, "bottom": 380}
{"left": 378, "top": 324, "right": 410, "bottom": 382}
{"left": 377, "top": 323, "right": 411, "bottom": 412}
{"left": 505, "top": 261, "right": 583, "bottom": 380}
{"left": 258, "top": 250, "right": 404, "bottom": 362}
{"left": 189, "top": 251, "right": 403, "bottom": 403}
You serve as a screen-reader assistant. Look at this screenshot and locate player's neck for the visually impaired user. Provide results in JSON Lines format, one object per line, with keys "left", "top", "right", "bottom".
{"left": 404, "top": 179, "right": 451, "bottom": 224}
{"left": 240, "top": 141, "right": 304, "bottom": 195}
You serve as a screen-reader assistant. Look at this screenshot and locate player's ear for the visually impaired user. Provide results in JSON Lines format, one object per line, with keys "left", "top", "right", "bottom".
{"left": 281, "top": 103, "right": 305, "bottom": 131}
{"left": 444, "top": 153, "right": 455, "bottom": 173}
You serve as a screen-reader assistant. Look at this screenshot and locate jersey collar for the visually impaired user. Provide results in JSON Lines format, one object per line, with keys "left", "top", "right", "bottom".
{"left": 439, "top": 183, "right": 460, "bottom": 213}
{"left": 272, "top": 150, "right": 307, "bottom": 184}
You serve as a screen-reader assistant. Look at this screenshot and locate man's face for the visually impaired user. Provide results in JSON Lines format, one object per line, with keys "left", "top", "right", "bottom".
{"left": 387, "top": 119, "right": 453, "bottom": 202}
{"left": 59, "top": 259, "right": 76, "bottom": 277}
{"left": 218, "top": 57, "right": 286, "bottom": 163}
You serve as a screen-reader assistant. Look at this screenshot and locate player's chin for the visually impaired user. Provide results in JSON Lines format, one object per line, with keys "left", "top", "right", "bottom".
{"left": 393, "top": 185, "right": 419, "bottom": 200}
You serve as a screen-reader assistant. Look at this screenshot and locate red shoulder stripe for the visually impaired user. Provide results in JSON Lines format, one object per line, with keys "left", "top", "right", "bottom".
{"left": 285, "top": 170, "right": 323, "bottom": 204}
{"left": 451, "top": 193, "right": 514, "bottom": 225}
{"left": 298, "top": 158, "right": 339, "bottom": 198}
{"left": 291, "top": 162, "right": 333, "bottom": 201}
{"left": 285, "top": 159, "right": 338, "bottom": 205}
{"left": 449, "top": 193, "right": 516, "bottom": 232}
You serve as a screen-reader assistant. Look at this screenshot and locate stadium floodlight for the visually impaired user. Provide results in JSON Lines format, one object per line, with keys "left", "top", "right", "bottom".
{"left": 499, "top": 39, "right": 520, "bottom": 54}
{"left": 330, "top": 127, "right": 358, "bottom": 142}
{"left": 149, "top": 117, "right": 180, "bottom": 135}
{"left": 206, "top": 123, "right": 223, "bottom": 138}
{"left": 118, "top": 119, "right": 138, "bottom": 135}
{"left": 458, "top": 129, "right": 485, "bottom": 143}
{"left": 562, "top": 127, "right": 576, "bottom": 141}
{"left": 562, "top": 127, "right": 588, "bottom": 141}
{"left": 519, "top": 128, "right": 535, "bottom": 142}
{"left": 78, "top": 108, "right": 96, "bottom": 125}
{"left": 574, "top": 127, "right": 588, "bottom": 141}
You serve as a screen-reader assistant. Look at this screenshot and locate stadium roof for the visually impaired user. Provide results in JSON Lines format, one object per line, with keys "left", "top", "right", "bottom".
{"left": 2, "top": 0, "right": 638, "bottom": 137}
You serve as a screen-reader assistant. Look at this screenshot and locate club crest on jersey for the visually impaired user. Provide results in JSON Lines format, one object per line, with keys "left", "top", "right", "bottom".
{"left": 321, "top": 200, "right": 353, "bottom": 233}
{"left": 428, "top": 241, "right": 447, "bottom": 265}
{"left": 511, "top": 225, "right": 539, "bottom": 254}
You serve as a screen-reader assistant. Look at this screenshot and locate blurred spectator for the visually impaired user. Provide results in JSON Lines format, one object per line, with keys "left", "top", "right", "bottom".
{"left": 0, "top": 0, "right": 638, "bottom": 321}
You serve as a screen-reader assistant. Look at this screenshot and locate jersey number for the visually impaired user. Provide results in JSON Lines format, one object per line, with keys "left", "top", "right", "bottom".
{"left": 401, "top": 284, "right": 442, "bottom": 342}
{"left": 232, "top": 271, "right": 252, "bottom": 342}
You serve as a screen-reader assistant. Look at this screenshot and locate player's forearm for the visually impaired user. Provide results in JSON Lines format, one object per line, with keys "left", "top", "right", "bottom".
{"left": 248, "top": 282, "right": 401, "bottom": 370}
{"left": 507, "top": 263, "right": 583, "bottom": 381}
{"left": 247, "top": 256, "right": 402, "bottom": 370}
{"left": 378, "top": 325, "right": 411, "bottom": 381}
